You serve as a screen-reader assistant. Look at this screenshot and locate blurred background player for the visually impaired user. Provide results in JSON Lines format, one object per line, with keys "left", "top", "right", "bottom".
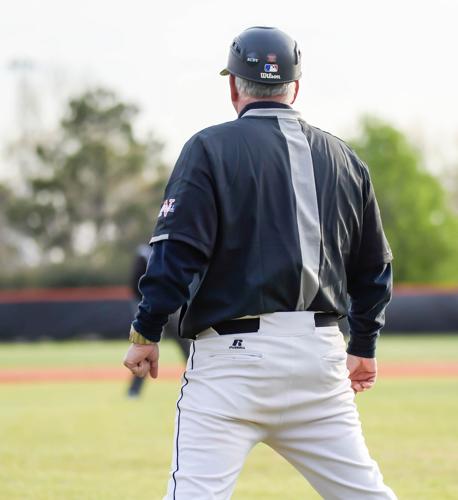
{"left": 127, "top": 243, "right": 190, "bottom": 397}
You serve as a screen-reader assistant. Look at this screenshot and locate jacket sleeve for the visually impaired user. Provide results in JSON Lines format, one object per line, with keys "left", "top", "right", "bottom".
{"left": 150, "top": 135, "right": 217, "bottom": 258}
{"left": 130, "top": 253, "right": 148, "bottom": 303}
{"left": 346, "top": 163, "right": 393, "bottom": 358}
{"left": 347, "top": 262, "right": 392, "bottom": 358}
{"left": 131, "top": 239, "right": 208, "bottom": 342}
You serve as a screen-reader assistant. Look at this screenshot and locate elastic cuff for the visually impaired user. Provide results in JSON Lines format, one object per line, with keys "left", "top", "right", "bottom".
{"left": 129, "top": 326, "right": 154, "bottom": 345}
{"left": 346, "top": 345, "right": 376, "bottom": 358}
{"left": 130, "top": 321, "right": 162, "bottom": 343}
{"left": 346, "top": 335, "right": 377, "bottom": 358}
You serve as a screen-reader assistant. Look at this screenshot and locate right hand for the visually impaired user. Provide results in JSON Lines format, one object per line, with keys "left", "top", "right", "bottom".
{"left": 123, "top": 343, "right": 160, "bottom": 379}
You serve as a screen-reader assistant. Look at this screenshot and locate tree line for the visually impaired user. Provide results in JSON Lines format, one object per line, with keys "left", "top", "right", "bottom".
{"left": 0, "top": 88, "right": 457, "bottom": 287}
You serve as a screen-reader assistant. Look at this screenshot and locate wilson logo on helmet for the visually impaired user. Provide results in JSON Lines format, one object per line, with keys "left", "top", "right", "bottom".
{"left": 260, "top": 73, "right": 281, "bottom": 80}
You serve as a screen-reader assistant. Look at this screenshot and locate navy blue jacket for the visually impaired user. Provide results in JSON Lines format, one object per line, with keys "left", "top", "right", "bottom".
{"left": 133, "top": 102, "right": 392, "bottom": 358}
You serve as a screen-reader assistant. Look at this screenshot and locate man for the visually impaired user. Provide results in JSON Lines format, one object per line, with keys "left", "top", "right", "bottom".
{"left": 126, "top": 244, "right": 189, "bottom": 397}
{"left": 124, "top": 26, "right": 396, "bottom": 499}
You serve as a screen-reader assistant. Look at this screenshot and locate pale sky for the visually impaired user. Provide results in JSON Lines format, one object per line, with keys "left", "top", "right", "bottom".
{"left": 1, "top": 0, "right": 458, "bottom": 174}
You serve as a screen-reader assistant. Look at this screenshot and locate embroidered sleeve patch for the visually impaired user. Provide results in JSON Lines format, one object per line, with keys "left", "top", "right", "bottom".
{"left": 158, "top": 198, "right": 176, "bottom": 218}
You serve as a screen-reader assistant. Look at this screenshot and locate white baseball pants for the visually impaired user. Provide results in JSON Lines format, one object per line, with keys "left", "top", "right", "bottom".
{"left": 163, "top": 311, "right": 396, "bottom": 500}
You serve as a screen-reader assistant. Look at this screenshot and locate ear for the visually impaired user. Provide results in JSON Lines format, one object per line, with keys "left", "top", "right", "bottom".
{"left": 290, "top": 80, "right": 300, "bottom": 104}
{"left": 229, "top": 74, "right": 239, "bottom": 104}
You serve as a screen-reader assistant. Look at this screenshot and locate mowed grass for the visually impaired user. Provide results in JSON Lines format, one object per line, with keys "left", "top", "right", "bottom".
{"left": 1, "top": 333, "right": 458, "bottom": 368}
{"left": 0, "top": 336, "right": 457, "bottom": 499}
{"left": 0, "top": 338, "right": 184, "bottom": 368}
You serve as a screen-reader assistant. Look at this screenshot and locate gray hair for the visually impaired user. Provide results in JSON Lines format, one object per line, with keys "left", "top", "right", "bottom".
{"left": 235, "top": 76, "right": 294, "bottom": 101}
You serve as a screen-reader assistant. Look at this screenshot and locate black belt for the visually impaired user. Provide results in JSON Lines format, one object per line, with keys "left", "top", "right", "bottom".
{"left": 212, "top": 313, "right": 339, "bottom": 335}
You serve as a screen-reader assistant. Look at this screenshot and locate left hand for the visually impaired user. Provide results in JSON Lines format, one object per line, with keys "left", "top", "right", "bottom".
{"left": 123, "top": 343, "right": 159, "bottom": 379}
{"left": 346, "top": 354, "right": 377, "bottom": 393}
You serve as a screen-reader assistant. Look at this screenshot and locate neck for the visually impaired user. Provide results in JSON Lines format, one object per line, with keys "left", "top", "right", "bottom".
{"left": 234, "top": 95, "right": 291, "bottom": 115}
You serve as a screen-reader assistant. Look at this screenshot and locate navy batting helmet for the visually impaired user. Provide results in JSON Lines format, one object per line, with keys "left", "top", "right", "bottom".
{"left": 220, "top": 26, "right": 302, "bottom": 84}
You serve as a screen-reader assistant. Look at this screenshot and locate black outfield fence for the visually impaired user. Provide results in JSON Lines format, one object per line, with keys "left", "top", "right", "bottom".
{"left": 0, "top": 286, "right": 457, "bottom": 341}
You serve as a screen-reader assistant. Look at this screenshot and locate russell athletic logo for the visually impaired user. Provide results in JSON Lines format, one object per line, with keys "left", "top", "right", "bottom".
{"left": 229, "top": 339, "right": 245, "bottom": 350}
{"left": 158, "top": 198, "right": 175, "bottom": 218}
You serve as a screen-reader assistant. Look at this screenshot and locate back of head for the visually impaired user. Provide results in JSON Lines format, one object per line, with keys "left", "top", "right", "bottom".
{"left": 220, "top": 26, "right": 302, "bottom": 100}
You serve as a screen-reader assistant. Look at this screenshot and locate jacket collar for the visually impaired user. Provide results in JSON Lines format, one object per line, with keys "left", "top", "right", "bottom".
{"left": 238, "top": 101, "right": 301, "bottom": 120}
{"left": 238, "top": 101, "right": 292, "bottom": 118}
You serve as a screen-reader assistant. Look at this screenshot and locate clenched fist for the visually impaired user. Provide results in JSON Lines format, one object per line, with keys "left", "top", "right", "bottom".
{"left": 346, "top": 354, "right": 377, "bottom": 393}
{"left": 123, "top": 343, "right": 160, "bottom": 379}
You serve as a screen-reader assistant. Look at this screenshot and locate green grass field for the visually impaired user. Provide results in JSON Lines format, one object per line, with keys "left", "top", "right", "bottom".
{"left": 1, "top": 336, "right": 457, "bottom": 499}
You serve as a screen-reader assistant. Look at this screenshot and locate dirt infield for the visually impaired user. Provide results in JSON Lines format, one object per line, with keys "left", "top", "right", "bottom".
{"left": 0, "top": 366, "right": 180, "bottom": 383}
{"left": 1, "top": 362, "right": 458, "bottom": 383}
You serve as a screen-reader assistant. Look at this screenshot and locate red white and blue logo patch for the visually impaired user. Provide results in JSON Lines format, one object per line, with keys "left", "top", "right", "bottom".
{"left": 264, "top": 64, "right": 278, "bottom": 73}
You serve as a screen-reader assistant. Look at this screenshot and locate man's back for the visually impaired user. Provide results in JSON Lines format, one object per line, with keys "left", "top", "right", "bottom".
{"left": 151, "top": 103, "right": 391, "bottom": 337}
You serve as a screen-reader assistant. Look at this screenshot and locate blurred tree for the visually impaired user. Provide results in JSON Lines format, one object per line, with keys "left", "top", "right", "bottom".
{"left": 5, "top": 88, "right": 169, "bottom": 282}
{"left": 443, "top": 164, "right": 458, "bottom": 214}
{"left": 0, "top": 184, "right": 23, "bottom": 273}
{"left": 351, "top": 117, "right": 458, "bottom": 283}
